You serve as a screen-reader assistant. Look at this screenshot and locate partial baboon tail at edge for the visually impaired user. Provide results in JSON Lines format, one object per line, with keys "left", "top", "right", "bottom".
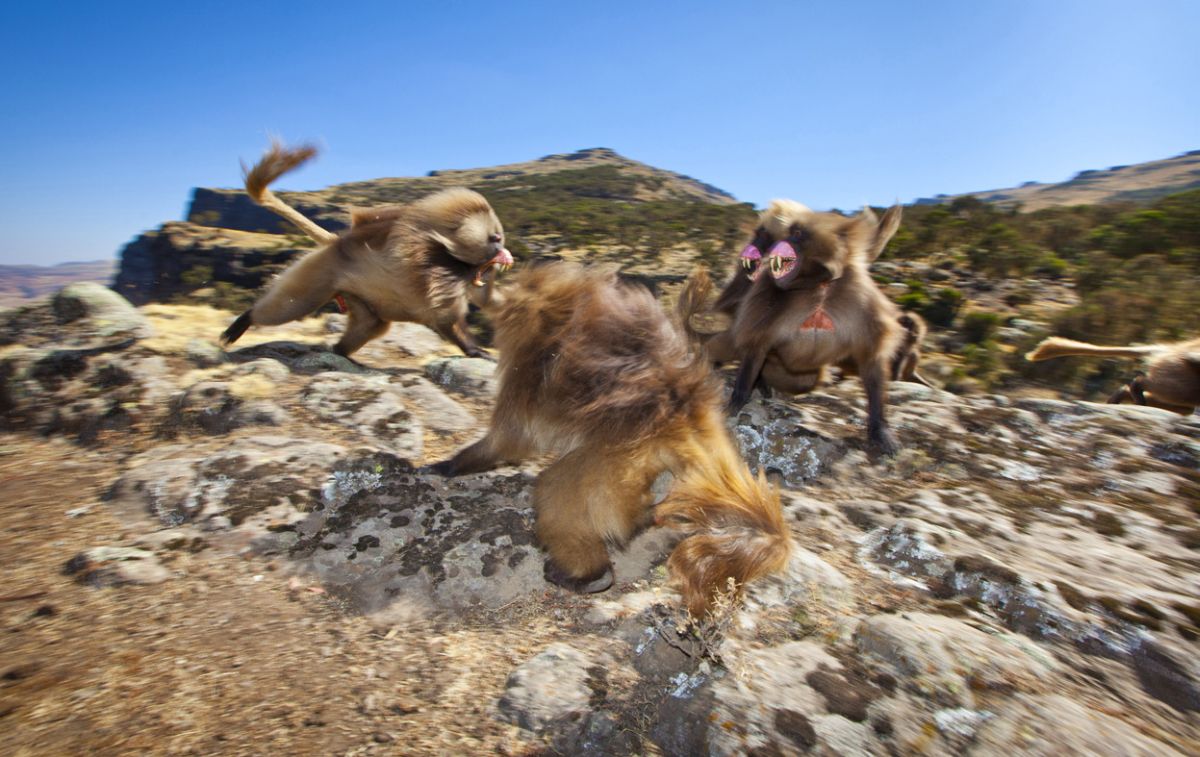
{"left": 656, "top": 413, "right": 793, "bottom": 618}
{"left": 675, "top": 267, "right": 714, "bottom": 346}
{"left": 1025, "top": 337, "right": 1161, "bottom": 362}
{"left": 242, "top": 141, "right": 337, "bottom": 246}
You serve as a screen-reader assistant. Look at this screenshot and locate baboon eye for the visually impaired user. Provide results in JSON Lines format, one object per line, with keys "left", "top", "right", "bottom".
{"left": 488, "top": 232, "right": 502, "bottom": 244}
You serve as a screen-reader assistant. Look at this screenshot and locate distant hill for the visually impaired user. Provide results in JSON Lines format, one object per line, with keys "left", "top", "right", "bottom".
{"left": 917, "top": 149, "right": 1200, "bottom": 210}
{"left": 0, "top": 260, "right": 115, "bottom": 308}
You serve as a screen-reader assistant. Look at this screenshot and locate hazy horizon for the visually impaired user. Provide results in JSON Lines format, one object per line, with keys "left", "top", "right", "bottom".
{"left": 2, "top": 0, "right": 1197, "bottom": 266}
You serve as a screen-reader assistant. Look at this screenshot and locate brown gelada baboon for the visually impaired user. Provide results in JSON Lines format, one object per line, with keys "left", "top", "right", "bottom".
{"left": 220, "top": 142, "right": 513, "bottom": 358}
{"left": 709, "top": 202, "right": 931, "bottom": 388}
{"left": 697, "top": 199, "right": 909, "bottom": 454}
{"left": 1026, "top": 336, "right": 1200, "bottom": 415}
{"left": 430, "top": 262, "right": 793, "bottom": 617}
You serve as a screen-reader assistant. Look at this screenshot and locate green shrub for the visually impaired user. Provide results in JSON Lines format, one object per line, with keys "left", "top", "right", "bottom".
{"left": 962, "top": 311, "right": 1002, "bottom": 344}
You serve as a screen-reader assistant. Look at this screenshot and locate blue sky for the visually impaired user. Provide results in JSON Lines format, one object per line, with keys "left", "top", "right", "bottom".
{"left": 1, "top": 1, "right": 1197, "bottom": 265}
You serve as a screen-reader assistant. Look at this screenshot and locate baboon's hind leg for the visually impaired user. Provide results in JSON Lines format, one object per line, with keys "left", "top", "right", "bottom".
{"left": 250, "top": 248, "right": 340, "bottom": 326}
{"left": 333, "top": 294, "right": 389, "bottom": 356}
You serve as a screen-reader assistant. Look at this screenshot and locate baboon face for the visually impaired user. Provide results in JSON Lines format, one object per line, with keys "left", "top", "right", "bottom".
{"left": 419, "top": 189, "right": 512, "bottom": 269}
{"left": 759, "top": 206, "right": 892, "bottom": 288}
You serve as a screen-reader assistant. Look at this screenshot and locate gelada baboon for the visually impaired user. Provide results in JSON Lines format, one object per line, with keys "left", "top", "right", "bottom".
{"left": 430, "top": 262, "right": 792, "bottom": 616}
{"left": 696, "top": 200, "right": 907, "bottom": 454}
{"left": 1026, "top": 336, "right": 1200, "bottom": 415}
{"left": 220, "top": 142, "right": 513, "bottom": 358}
{"left": 708, "top": 201, "right": 931, "bottom": 387}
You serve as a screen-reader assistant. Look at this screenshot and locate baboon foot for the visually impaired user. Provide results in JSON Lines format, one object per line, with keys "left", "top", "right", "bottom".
{"left": 868, "top": 428, "right": 900, "bottom": 458}
{"left": 220, "top": 311, "right": 253, "bottom": 347}
{"left": 543, "top": 559, "right": 614, "bottom": 594}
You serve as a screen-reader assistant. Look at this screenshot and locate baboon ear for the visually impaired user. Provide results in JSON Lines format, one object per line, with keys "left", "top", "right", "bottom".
{"left": 426, "top": 229, "right": 457, "bottom": 256}
{"left": 866, "top": 204, "right": 902, "bottom": 262}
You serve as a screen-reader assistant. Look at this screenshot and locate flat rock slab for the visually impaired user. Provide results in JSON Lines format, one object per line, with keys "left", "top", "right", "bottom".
{"left": 106, "top": 436, "right": 349, "bottom": 531}
{"left": 301, "top": 373, "right": 423, "bottom": 459}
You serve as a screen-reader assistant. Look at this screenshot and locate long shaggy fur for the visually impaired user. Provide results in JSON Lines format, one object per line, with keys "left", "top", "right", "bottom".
{"left": 1026, "top": 336, "right": 1200, "bottom": 414}
{"left": 434, "top": 262, "right": 792, "bottom": 616}
{"left": 222, "top": 141, "right": 510, "bottom": 357}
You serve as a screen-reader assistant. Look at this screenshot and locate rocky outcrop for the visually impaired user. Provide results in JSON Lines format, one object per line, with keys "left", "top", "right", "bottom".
{"left": 5, "top": 286, "right": 1198, "bottom": 755}
{"left": 114, "top": 222, "right": 311, "bottom": 305}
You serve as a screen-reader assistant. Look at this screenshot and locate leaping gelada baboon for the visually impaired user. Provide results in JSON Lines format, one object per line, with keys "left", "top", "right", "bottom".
{"left": 692, "top": 199, "right": 908, "bottom": 454}
{"left": 430, "top": 262, "right": 792, "bottom": 617}
{"left": 220, "top": 141, "right": 514, "bottom": 358}
{"left": 1026, "top": 336, "right": 1200, "bottom": 415}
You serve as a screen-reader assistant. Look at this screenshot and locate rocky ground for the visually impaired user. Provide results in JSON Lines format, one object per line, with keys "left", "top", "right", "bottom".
{"left": 1, "top": 284, "right": 1198, "bottom": 755}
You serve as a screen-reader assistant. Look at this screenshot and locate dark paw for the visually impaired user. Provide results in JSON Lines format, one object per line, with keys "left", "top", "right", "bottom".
{"left": 421, "top": 459, "right": 458, "bottom": 476}
{"left": 868, "top": 428, "right": 900, "bottom": 458}
{"left": 726, "top": 391, "right": 751, "bottom": 415}
{"left": 543, "top": 559, "right": 614, "bottom": 594}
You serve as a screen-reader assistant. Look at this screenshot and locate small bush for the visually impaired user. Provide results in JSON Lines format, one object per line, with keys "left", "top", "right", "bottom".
{"left": 962, "top": 311, "right": 1002, "bottom": 344}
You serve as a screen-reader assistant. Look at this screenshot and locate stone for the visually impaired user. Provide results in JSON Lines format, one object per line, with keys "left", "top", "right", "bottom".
{"left": 424, "top": 357, "right": 497, "bottom": 397}
{"left": 63, "top": 546, "right": 171, "bottom": 586}
{"left": 498, "top": 643, "right": 595, "bottom": 732}
{"left": 301, "top": 374, "right": 423, "bottom": 460}
{"left": 855, "top": 613, "right": 1056, "bottom": 707}
{"left": 973, "top": 695, "right": 1181, "bottom": 755}
{"left": 105, "top": 437, "right": 347, "bottom": 531}
{"left": 392, "top": 375, "right": 478, "bottom": 433}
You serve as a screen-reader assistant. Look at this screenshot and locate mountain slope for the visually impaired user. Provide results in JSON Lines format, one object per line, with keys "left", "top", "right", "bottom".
{"left": 919, "top": 149, "right": 1200, "bottom": 210}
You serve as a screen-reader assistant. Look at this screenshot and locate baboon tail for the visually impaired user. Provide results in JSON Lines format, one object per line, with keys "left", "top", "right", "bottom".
{"left": 242, "top": 141, "right": 337, "bottom": 245}
{"left": 657, "top": 425, "right": 792, "bottom": 618}
{"left": 675, "top": 267, "right": 713, "bottom": 344}
{"left": 1025, "top": 336, "right": 1159, "bottom": 362}
{"left": 220, "top": 310, "right": 253, "bottom": 347}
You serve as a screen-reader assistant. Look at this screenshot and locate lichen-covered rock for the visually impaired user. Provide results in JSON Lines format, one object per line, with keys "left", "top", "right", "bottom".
{"left": 973, "top": 694, "right": 1182, "bottom": 755}
{"left": 106, "top": 437, "right": 347, "bottom": 531}
{"left": 161, "top": 380, "right": 291, "bottom": 437}
{"left": 498, "top": 643, "right": 596, "bottom": 732}
{"left": 63, "top": 546, "right": 172, "bottom": 587}
{"left": 1, "top": 282, "right": 151, "bottom": 350}
{"left": 301, "top": 373, "right": 423, "bottom": 459}
{"left": 855, "top": 613, "right": 1056, "bottom": 707}
{"left": 424, "top": 357, "right": 497, "bottom": 397}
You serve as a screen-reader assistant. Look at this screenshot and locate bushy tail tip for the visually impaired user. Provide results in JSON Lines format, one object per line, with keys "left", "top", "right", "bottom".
{"left": 658, "top": 465, "right": 792, "bottom": 619}
{"left": 676, "top": 267, "right": 714, "bottom": 343}
{"left": 242, "top": 141, "right": 319, "bottom": 203}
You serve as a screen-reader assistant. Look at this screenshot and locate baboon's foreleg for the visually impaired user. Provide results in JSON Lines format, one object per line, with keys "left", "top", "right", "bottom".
{"left": 427, "top": 413, "right": 534, "bottom": 476}
{"left": 333, "top": 294, "right": 389, "bottom": 356}
{"left": 534, "top": 445, "right": 653, "bottom": 594}
{"left": 860, "top": 357, "right": 898, "bottom": 456}
{"left": 728, "top": 348, "right": 768, "bottom": 413}
{"left": 437, "top": 317, "right": 489, "bottom": 359}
